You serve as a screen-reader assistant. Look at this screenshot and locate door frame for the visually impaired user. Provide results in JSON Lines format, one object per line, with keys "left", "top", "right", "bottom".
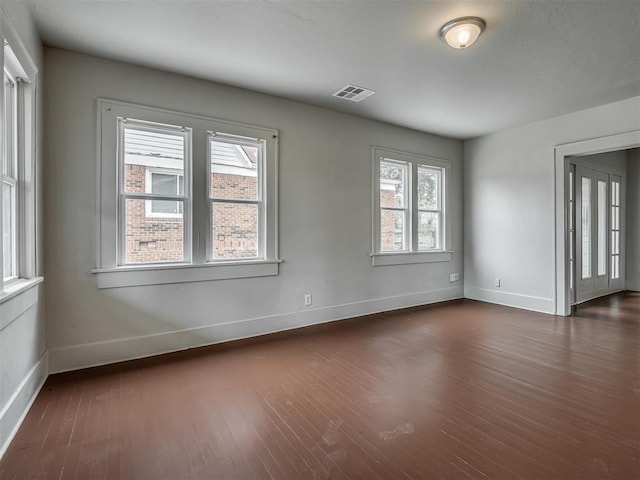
{"left": 554, "top": 130, "right": 640, "bottom": 316}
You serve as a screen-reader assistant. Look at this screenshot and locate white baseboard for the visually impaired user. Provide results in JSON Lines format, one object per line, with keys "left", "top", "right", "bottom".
{"left": 464, "top": 286, "right": 555, "bottom": 314}
{"left": 49, "top": 287, "right": 463, "bottom": 374}
{"left": 0, "top": 351, "right": 48, "bottom": 460}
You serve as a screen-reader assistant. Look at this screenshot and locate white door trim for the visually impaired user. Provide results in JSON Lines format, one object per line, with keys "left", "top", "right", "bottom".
{"left": 554, "top": 130, "right": 640, "bottom": 316}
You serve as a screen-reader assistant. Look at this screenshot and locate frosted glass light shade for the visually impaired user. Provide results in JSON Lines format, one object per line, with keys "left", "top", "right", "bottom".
{"left": 439, "top": 17, "right": 486, "bottom": 49}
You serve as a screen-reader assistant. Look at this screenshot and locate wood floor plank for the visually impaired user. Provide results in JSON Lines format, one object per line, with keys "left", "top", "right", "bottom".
{"left": 1, "top": 292, "right": 639, "bottom": 479}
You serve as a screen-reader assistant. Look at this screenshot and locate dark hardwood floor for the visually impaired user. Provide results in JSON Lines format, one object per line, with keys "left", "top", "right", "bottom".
{"left": 1, "top": 293, "right": 639, "bottom": 479}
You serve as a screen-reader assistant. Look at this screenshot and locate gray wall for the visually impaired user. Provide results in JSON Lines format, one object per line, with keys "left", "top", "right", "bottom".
{"left": 0, "top": 0, "right": 45, "bottom": 457}
{"left": 627, "top": 148, "right": 640, "bottom": 291}
{"left": 464, "top": 96, "right": 640, "bottom": 313}
{"left": 43, "top": 47, "right": 464, "bottom": 373}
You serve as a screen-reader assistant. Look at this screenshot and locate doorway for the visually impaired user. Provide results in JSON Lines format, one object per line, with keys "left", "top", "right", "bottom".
{"left": 570, "top": 163, "right": 623, "bottom": 304}
{"left": 554, "top": 130, "right": 640, "bottom": 316}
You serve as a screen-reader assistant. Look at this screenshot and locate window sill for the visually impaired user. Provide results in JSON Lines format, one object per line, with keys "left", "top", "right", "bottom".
{"left": 92, "top": 260, "right": 283, "bottom": 289}
{"left": 0, "top": 277, "right": 44, "bottom": 331}
{"left": 0, "top": 277, "right": 44, "bottom": 305}
{"left": 371, "top": 251, "right": 452, "bottom": 266}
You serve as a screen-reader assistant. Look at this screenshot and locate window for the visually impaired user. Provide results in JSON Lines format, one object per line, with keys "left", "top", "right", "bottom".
{"left": 2, "top": 71, "right": 16, "bottom": 280}
{"left": 210, "top": 137, "right": 262, "bottom": 260}
{"left": 95, "top": 100, "right": 279, "bottom": 288}
{"left": 0, "top": 33, "right": 38, "bottom": 298}
{"left": 146, "top": 170, "right": 184, "bottom": 217}
{"left": 418, "top": 165, "right": 443, "bottom": 250}
{"left": 379, "top": 159, "right": 409, "bottom": 252}
{"left": 372, "top": 147, "right": 451, "bottom": 266}
{"left": 122, "top": 121, "right": 189, "bottom": 265}
{"left": 123, "top": 125, "right": 186, "bottom": 220}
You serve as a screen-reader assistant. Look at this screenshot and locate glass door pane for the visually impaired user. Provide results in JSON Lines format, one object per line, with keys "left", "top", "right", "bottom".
{"left": 611, "top": 179, "right": 621, "bottom": 281}
{"left": 581, "top": 177, "right": 591, "bottom": 279}
{"left": 597, "top": 180, "right": 606, "bottom": 276}
{"left": 569, "top": 169, "right": 575, "bottom": 294}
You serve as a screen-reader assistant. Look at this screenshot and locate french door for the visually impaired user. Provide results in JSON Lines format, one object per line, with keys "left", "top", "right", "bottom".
{"left": 574, "top": 165, "right": 623, "bottom": 303}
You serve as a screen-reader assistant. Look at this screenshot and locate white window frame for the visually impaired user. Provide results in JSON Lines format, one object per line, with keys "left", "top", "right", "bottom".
{"left": 371, "top": 146, "right": 452, "bottom": 267}
{"left": 144, "top": 167, "right": 185, "bottom": 219}
{"left": 208, "top": 133, "right": 264, "bottom": 261}
{"left": 417, "top": 164, "right": 444, "bottom": 251}
{"left": 94, "top": 99, "right": 280, "bottom": 288}
{"left": 0, "top": 12, "right": 41, "bottom": 303}
{"left": 119, "top": 118, "right": 191, "bottom": 266}
{"left": 2, "top": 71, "right": 17, "bottom": 282}
{"left": 378, "top": 158, "right": 410, "bottom": 253}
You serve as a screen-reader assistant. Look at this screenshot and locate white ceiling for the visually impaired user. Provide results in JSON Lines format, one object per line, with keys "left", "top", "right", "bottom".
{"left": 29, "top": 0, "right": 640, "bottom": 139}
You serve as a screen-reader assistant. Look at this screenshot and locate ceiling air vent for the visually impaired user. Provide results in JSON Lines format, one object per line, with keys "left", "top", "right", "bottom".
{"left": 332, "top": 85, "right": 375, "bottom": 102}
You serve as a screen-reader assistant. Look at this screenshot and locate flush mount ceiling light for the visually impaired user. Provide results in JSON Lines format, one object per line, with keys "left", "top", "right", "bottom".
{"left": 439, "top": 17, "right": 486, "bottom": 49}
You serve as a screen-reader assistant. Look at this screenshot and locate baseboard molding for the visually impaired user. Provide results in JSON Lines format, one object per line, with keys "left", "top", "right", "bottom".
{"left": 0, "top": 351, "right": 48, "bottom": 460}
{"left": 464, "top": 286, "right": 555, "bottom": 314}
{"left": 49, "top": 286, "right": 463, "bottom": 374}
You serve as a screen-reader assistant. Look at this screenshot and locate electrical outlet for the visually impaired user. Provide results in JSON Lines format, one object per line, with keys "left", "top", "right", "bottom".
{"left": 304, "top": 294, "right": 312, "bottom": 306}
{"left": 449, "top": 272, "right": 459, "bottom": 283}
{"left": 494, "top": 278, "right": 501, "bottom": 287}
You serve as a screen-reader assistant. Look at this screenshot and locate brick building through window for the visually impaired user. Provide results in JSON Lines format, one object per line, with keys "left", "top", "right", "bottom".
{"left": 123, "top": 129, "right": 258, "bottom": 263}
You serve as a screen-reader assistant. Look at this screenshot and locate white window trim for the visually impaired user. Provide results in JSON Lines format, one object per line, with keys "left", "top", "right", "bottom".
{"left": 144, "top": 167, "right": 184, "bottom": 219}
{"left": 92, "top": 260, "right": 280, "bottom": 288}
{"left": 0, "top": 7, "right": 40, "bottom": 299}
{"left": 371, "top": 146, "right": 452, "bottom": 267}
{"left": 378, "top": 158, "right": 410, "bottom": 252}
{"left": 0, "top": 276, "right": 42, "bottom": 308}
{"left": 94, "top": 99, "right": 280, "bottom": 288}
{"left": 208, "top": 133, "right": 264, "bottom": 262}
{"left": 118, "top": 118, "right": 191, "bottom": 265}
{"left": 417, "top": 165, "right": 444, "bottom": 251}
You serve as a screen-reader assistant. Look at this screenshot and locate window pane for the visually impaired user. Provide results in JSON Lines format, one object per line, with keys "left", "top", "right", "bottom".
{"left": 2, "top": 181, "right": 15, "bottom": 278}
{"left": 569, "top": 200, "right": 573, "bottom": 230}
{"left": 570, "top": 260, "right": 574, "bottom": 289}
{"left": 569, "top": 171, "right": 573, "bottom": 199}
{"left": 581, "top": 177, "right": 591, "bottom": 279}
{"left": 3, "top": 75, "right": 15, "bottom": 177}
{"left": 611, "top": 231, "right": 619, "bottom": 255}
{"left": 380, "top": 160, "right": 407, "bottom": 208}
{"left": 612, "top": 181, "right": 620, "bottom": 206}
{"left": 597, "top": 181, "right": 606, "bottom": 276}
{"left": 212, "top": 202, "right": 258, "bottom": 259}
{"left": 612, "top": 255, "right": 620, "bottom": 280}
{"left": 152, "top": 172, "right": 178, "bottom": 195}
{"left": 210, "top": 140, "right": 258, "bottom": 200}
{"left": 124, "top": 198, "right": 184, "bottom": 264}
{"left": 149, "top": 173, "right": 183, "bottom": 215}
{"left": 418, "top": 167, "right": 440, "bottom": 210}
{"left": 569, "top": 235, "right": 574, "bottom": 260}
{"left": 123, "top": 127, "right": 184, "bottom": 194}
{"left": 419, "top": 211, "right": 440, "bottom": 250}
{"left": 150, "top": 199, "right": 183, "bottom": 215}
{"left": 611, "top": 206, "right": 619, "bottom": 230}
{"left": 380, "top": 208, "right": 406, "bottom": 251}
